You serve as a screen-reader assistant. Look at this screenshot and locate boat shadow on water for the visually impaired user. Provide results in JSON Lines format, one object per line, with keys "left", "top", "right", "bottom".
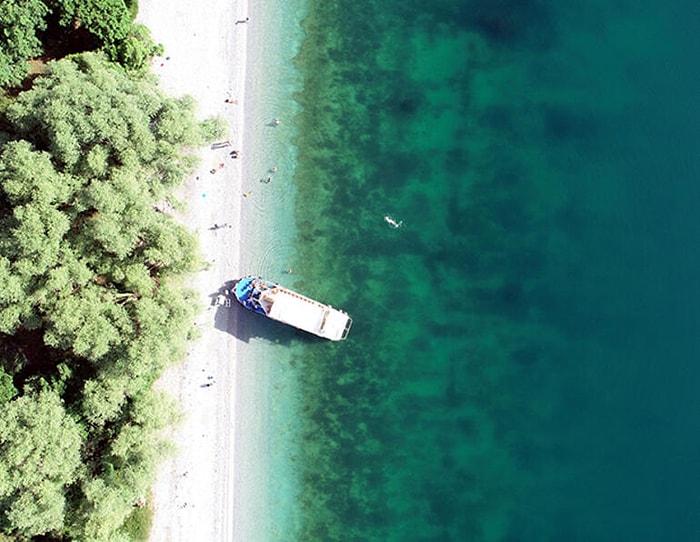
{"left": 209, "top": 281, "right": 312, "bottom": 345}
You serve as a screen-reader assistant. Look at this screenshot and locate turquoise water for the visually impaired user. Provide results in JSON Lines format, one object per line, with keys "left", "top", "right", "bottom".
{"left": 273, "top": 1, "right": 700, "bottom": 540}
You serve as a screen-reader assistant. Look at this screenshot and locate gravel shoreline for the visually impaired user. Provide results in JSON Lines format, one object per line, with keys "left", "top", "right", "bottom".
{"left": 137, "top": 0, "right": 250, "bottom": 540}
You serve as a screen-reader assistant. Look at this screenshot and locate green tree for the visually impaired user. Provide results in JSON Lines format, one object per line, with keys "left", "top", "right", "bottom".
{"left": 111, "top": 23, "right": 164, "bottom": 71}
{"left": 0, "top": 0, "right": 49, "bottom": 87}
{"left": 0, "top": 53, "right": 223, "bottom": 541}
{"left": 0, "top": 366, "right": 16, "bottom": 403}
{"left": 70, "top": 390, "right": 178, "bottom": 541}
{"left": 56, "top": 0, "right": 133, "bottom": 45}
{"left": 55, "top": 0, "right": 163, "bottom": 71}
{"left": 0, "top": 0, "right": 164, "bottom": 90}
{"left": 0, "top": 389, "right": 82, "bottom": 537}
{"left": 0, "top": 51, "right": 220, "bottom": 539}
{"left": 0, "top": 53, "right": 215, "bottom": 352}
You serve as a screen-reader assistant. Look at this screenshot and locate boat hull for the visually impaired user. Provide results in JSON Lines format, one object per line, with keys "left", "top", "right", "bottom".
{"left": 233, "top": 276, "right": 352, "bottom": 341}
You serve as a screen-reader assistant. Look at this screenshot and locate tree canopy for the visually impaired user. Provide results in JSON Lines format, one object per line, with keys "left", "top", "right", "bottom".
{"left": 0, "top": 51, "right": 224, "bottom": 540}
{"left": 0, "top": 0, "right": 49, "bottom": 87}
{"left": 0, "top": 389, "right": 82, "bottom": 538}
{"left": 0, "top": 0, "right": 161, "bottom": 88}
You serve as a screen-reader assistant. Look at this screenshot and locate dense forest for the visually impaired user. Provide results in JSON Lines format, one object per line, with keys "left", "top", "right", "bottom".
{"left": 0, "top": 2, "right": 222, "bottom": 540}
{"left": 0, "top": 0, "right": 160, "bottom": 87}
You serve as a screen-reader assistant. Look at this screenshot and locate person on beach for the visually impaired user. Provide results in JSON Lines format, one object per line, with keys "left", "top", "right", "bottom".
{"left": 235, "top": 17, "right": 249, "bottom": 25}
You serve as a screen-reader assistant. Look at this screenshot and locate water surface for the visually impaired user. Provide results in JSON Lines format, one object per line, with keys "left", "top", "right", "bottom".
{"left": 274, "top": 1, "right": 700, "bottom": 540}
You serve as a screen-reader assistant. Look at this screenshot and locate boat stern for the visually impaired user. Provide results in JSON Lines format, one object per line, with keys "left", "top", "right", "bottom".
{"left": 319, "top": 307, "right": 353, "bottom": 341}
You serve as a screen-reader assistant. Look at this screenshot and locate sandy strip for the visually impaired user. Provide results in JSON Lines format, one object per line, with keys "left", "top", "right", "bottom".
{"left": 137, "top": 1, "right": 250, "bottom": 540}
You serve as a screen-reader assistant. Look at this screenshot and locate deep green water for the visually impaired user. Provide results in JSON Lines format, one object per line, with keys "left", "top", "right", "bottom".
{"left": 284, "top": 1, "right": 700, "bottom": 540}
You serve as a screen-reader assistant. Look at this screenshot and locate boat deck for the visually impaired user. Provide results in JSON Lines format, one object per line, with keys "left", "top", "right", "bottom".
{"left": 260, "top": 287, "right": 352, "bottom": 341}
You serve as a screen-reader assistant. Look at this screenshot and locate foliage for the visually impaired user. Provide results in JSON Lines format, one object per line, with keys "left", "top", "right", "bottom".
{"left": 119, "top": 503, "right": 153, "bottom": 542}
{"left": 0, "top": 389, "right": 82, "bottom": 537}
{"left": 0, "top": 366, "right": 16, "bottom": 404}
{"left": 66, "top": 390, "right": 178, "bottom": 541}
{"left": 0, "top": 0, "right": 163, "bottom": 89}
{"left": 199, "top": 115, "right": 229, "bottom": 143}
{"left": 55, "top": 0, "right": 163, "bottom": 71}
{"left": 0, "top": 52, "right": 220, "bottom": 540}
{"left": 56, "top": 0, "right": 133, "bottom": 45}
{"left": 110, "top": 23, "right": 165, "bottom": 71}
{"left": 0, "top": 0, "right": 49, "bottom": 87}
{"left": 125, "top": 0, "right": 140, "bottom": 21}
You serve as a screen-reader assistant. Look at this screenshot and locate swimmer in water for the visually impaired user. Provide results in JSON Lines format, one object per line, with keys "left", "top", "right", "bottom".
{"left": 384, "top": 215, "right": 403, "bottom": 228}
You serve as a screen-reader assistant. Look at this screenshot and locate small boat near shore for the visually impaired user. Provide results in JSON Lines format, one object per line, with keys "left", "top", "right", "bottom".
{"left": 233, "top": 276, "right": 352, "bottom": 341}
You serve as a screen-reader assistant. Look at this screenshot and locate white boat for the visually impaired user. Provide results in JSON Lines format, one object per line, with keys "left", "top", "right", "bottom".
{"left": 233, "top": 276, "right": 352, "bottom": 341}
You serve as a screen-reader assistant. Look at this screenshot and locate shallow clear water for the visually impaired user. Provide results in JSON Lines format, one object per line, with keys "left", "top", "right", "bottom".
{"left": 258, "top": 1, "right": 700, "bottom": 540}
